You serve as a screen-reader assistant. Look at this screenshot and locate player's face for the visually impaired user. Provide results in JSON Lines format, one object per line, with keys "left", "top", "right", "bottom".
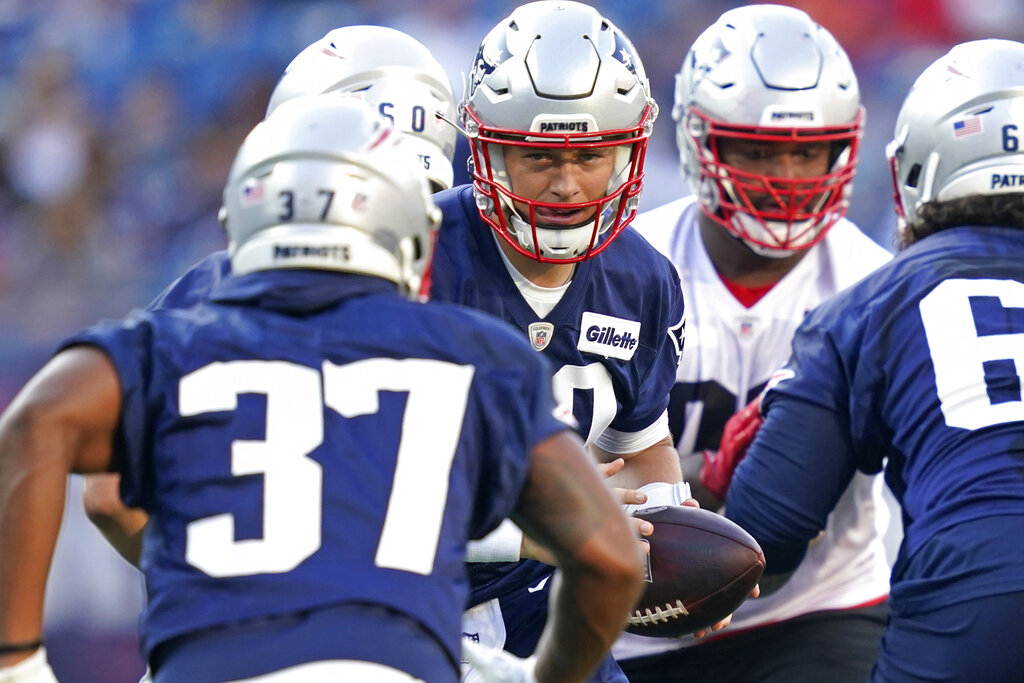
{"left": 717, "top": 138, "right": 832, "bottom": 208}
{"left": 503, "top": 146, "right": 617, "bottom": 227}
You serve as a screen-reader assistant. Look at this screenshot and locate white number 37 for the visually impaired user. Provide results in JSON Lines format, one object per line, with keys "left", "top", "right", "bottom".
{"left": 178, "top": 358, "right": 474, "bottom": 578}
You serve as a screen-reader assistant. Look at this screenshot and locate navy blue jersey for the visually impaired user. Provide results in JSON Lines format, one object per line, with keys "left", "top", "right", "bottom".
{"left": 727, "top": 226, "right": 1024, "bottom": 616}
{"left": 430, "top": 186, "right": 684, "bottom": 609}
{"left": 62, "top": 270, "right": 567, "bottom": 679}
{"left": 431, "top": 186, "right": 685, "bottom": 447}
{"left": 148, "top": 250, "right": 230, "bottom": 311}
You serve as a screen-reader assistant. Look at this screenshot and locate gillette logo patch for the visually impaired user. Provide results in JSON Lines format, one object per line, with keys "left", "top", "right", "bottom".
{"left": 578, "top": 312, "right": 641, "bottom": 361}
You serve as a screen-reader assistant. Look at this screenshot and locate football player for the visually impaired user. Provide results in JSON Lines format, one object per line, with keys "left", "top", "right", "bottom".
{"left": 0, "top": 96, "right": 645, "bottom": 683}
{"left": 81, "top": 24, "right": 462, "bottom": 566}
{"left": 428, "top": 3, "right": 690, "bottom": 682}
{"left": 725, "top": 39, "right": 1024, "bottom": 682}
{"left": 614, "top": 6, "right": 896, "bottom": 683}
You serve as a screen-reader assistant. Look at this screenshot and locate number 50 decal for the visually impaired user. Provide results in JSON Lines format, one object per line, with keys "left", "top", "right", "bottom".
{"left": 920, "top": 278, "right": 1024, "bottom": 430}
{"left": 179, "top": 358, "right": 474, "bottom": 578}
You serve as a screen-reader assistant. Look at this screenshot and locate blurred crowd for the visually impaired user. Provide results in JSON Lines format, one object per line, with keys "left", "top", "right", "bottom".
{"left": 2, "top": 0, "right": 1021, "bottom": 681}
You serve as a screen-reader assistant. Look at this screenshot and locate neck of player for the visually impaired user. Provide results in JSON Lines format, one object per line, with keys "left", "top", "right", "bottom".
{"left": 699, "top": 216, "right": 808, "bottom": 287}
{"left": 496, "top": 235, "right": 576, "bottom": 288}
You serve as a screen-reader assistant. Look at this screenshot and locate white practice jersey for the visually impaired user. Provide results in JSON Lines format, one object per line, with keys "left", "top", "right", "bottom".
{"left": 614, "top": 196, "right": 898, "bottom": 660}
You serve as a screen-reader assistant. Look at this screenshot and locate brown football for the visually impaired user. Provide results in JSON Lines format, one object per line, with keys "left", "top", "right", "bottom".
{"left": 626, "top": 505, "right": 765, "bottom": 638}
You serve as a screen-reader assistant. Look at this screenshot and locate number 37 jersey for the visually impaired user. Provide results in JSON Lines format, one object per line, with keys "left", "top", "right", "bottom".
{"left": 60, "top": 271, "right": 568, "bottom": 673}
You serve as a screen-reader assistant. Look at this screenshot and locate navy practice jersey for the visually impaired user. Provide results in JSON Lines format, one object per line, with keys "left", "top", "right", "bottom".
{"left": 148, "top": 250, "right": 231, "bottom": 311}
{"left": 727, "top": 226, "right": 1024, "bottom": 616}
{"left": 61, "top": 270, "right": 568, "bottom": 680}
{"left": 431, "top": 186, "right": 685, "bottom": 447}
{"left": 430, "top": 186, "right": 685, "bottom": 607}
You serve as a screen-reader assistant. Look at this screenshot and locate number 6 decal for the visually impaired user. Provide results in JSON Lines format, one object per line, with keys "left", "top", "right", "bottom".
{"left": 920, "top": 278, "right": 1024, "bottom": 430}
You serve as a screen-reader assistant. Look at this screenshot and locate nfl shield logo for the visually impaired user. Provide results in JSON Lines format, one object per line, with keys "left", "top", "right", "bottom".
{"left": 528, "top": 322, "right": 554, "bottom": 352}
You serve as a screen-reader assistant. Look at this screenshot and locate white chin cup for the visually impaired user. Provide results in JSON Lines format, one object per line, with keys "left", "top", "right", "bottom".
{"left": 732, "top": 212, "right": 820, "bottom": 258}
{"left": 506, "top": 212, "right": 599, "bottom": 259}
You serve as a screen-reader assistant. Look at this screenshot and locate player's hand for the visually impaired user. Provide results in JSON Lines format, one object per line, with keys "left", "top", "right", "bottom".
{"left": 700, "top": 396, "right": 764, "bottom": 500}
{"left": 0, "top": 648, "right": 58, "bottom": 683}
{"left": 689, "top": 584, "right": 760, "bottom": 639}
{"left": 462, "top": 640, "right": 537, "bottom": 683}
{"left": 598, "top": 458, "right": 654, "bottom": 546}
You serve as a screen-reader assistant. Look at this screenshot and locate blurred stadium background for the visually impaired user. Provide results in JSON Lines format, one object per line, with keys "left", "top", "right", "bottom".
{"left": 1, "top": 1, "right": 1019, "bottom": 681}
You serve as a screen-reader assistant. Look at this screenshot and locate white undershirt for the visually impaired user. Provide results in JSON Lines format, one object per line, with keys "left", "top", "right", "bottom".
{"left": 494, "top": 234, "right": 571, "bottom": 318}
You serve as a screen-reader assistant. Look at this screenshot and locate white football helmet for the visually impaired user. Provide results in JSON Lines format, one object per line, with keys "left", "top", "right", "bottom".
{"left": 887, "top": 39, "right": 1024, "bottom": 236}
{"left": 223, "top": 96, "right": 441, "bottom": 298}
{"left": 461, "top": 0, "right": 657, "bottom": 263}
{"left": 267, "top": 25, "right": 457, "bottom": 192}
{"left": 674, "top": 4, "right": 862, "bottom": 256}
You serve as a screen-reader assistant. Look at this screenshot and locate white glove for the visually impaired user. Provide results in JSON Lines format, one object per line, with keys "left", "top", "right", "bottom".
{"left": 0, "top": 648, "right": 58, "bottom": 683}
{"left": 462, "top": 639, "right": 537, "bottom": 683}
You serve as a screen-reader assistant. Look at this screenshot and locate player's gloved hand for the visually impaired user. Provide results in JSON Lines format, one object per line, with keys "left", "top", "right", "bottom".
{"left": 701, "top": 396, "right": 764, "bottom": 500}
{"left": 0, "top": 648, "right": 59, "bottom": 683}
{"left": 462, "top": 639, "right": 537, "bottom": 683}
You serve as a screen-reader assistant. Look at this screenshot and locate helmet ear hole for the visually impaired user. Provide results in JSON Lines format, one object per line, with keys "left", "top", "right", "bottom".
{"left": 905, "top": 164, "right": 922, "bottom": 190}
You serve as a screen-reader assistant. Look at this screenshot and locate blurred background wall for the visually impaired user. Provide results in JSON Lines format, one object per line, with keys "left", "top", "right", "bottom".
{"left": 1, "top": 1, "right": 1020, "bottom": 681}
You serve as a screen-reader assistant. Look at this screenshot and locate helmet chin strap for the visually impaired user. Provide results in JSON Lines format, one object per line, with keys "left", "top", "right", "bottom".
{"left": 502, "top": 201, "right": 607, "bottom": 261}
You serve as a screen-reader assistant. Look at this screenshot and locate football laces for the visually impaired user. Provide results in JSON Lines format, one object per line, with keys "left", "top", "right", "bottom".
{"left": 628, "top": 600, "right": 690, "bottom": 625}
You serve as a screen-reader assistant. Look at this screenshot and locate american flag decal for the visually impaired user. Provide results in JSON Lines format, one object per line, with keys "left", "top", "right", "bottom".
{"left": 240, "top": 178, "right": 264, "bottom": 206}
{"left": 953, "top": 116, "right": 983, "bottom": 138}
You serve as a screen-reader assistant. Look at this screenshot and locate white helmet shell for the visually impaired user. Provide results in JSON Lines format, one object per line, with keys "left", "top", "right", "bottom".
{"left": 223, "top": 95, "right": 441, "bottom": 298}
{"left": 887, "top": 39, "right": 1024, "bottom": 236}
{"left": 267, "top": 26, "right": 457, "bottom": 191}
{"left": 462, "top": 1, "right": 656, "bottom": 262}
{"left": 675, "top": 4, "right": 862, "bottom": 256}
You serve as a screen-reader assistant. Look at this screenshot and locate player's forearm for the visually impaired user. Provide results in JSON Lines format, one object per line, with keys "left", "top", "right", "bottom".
{"left": 515, "top": 431, "right": 645, "bottom": 682}
{"left": 601, "top": 437, "right": 683, "bottom": 489}
{"left": 534, "top": 539, "right": 643, "bottom": 682}
{"left": 726, "top": 396, "right": 854, "bottom": 573}
{"left": 0, "top": 349, "right": 120, "bottom": 666}
{"left": 0, "top": 408, "right": 69, "bottom": 664}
